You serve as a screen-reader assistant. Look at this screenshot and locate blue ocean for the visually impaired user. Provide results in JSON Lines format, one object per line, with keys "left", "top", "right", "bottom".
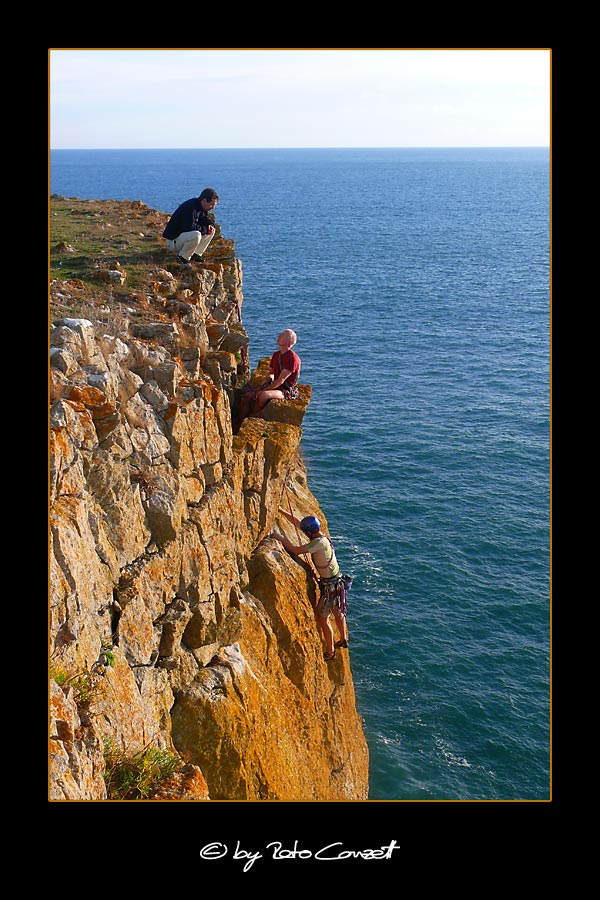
{"left": 50, "top": 147, "right": 550, "bottom": 801}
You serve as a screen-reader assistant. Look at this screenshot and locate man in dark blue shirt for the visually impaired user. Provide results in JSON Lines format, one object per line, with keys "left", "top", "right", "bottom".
{"left": 162, "top": 187, "right": 219, "bottom": 265}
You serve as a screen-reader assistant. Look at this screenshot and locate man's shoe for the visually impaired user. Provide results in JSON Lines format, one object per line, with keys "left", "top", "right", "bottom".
{"left": 191, "top": 254, "right": 205, "bottom": 262}
{"left": 176, "top": 255, "right": 191, "bottom": 265}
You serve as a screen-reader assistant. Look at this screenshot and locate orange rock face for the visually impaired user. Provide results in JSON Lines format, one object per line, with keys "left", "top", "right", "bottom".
{"left": 49, "top": 208, "right": 368, "bottom": 802}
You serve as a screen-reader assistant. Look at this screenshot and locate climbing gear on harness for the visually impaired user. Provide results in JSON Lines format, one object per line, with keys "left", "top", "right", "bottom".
{"left": 300, "top": 515, "right": 320, "bottom": 535}
{"left": 318, "top": 574, "right": 348, "bottom": 616}
{"left": 281, "top": 384, "right": 299, "bottom": 400}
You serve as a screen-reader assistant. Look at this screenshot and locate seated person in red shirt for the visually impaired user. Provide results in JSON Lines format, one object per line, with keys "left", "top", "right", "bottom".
{"left": 255, "top": 329, "right": 301, "bottom": 411}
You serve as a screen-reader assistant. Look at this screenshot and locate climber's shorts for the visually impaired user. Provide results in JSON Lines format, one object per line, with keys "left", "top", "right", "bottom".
{"left": 317, "top": 576, "right": 347, "bottom": 618}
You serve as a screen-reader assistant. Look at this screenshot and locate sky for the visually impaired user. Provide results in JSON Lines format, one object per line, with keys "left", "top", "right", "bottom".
{"left": 49, "top": 48, "right": 551, "bottom": 149}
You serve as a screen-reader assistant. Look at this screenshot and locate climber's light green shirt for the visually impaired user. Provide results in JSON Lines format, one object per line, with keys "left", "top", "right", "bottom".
{"left": 305, "top": 536, "right": 340, "bottom": 579}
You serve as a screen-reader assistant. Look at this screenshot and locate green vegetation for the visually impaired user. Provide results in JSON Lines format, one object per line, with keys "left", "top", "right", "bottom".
{"left": 49, "top": 195, "right": 174, "bottom": 324}
{"left": 101, "top": 647, "right": 116, "bottom": 667}
{"left": 50, "top": 196, "right": 169, "bottom": 285}
{"left": 103, "top": 738, "right": 182, "bottom": 800}
{"left": 50, "top": 665, "right": 100, "bottom": 707}
{"left": 49, "top": 194, "right": 233, "bottom": 334}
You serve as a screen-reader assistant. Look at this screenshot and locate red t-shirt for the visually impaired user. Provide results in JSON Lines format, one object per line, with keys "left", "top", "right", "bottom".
{"left": 270, "top": 349, "right": 301, "bottom": 387}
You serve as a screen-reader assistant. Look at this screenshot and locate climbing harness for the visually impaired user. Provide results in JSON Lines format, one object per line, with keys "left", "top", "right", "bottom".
{"left": 319, "top": 574, "right": 349, "bottom": 616}
{"left": 314, "top": 535, "right": 353, "bottom": 618}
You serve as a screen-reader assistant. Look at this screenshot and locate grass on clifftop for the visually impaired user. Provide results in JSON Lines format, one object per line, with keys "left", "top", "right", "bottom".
{"left": 49, "top": 195, "right": 186, "bottom": 332}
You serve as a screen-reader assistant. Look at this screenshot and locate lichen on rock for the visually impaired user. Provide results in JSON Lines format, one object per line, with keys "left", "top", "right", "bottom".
{"left": 49, "top": 198, "right": 368, "bottom": 801}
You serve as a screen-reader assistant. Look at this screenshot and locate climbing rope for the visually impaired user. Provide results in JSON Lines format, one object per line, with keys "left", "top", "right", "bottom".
{"left": 284, "top": 480, "right": 302, "bottom": 543}
{"left": 235, "top": 300, "right": 249, "bottom": 375}
{"left": 283, "top": 478, "right": 320, "bottom": 586}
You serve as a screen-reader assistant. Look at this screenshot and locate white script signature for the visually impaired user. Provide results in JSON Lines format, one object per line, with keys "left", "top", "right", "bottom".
{"left": 200, "top": 839, "right": 400, "bottom": 872}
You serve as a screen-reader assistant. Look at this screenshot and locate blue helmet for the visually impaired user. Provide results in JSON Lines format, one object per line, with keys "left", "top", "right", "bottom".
{"left": 300, "top": 515, "right": 320, "bottom": 536}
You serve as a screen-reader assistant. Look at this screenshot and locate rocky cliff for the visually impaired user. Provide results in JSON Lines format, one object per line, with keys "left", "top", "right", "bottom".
{"left": 49, "top": 197, "right": 369, "bottom": 801}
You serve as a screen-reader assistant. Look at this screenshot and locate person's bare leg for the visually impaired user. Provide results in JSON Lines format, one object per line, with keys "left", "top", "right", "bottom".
{"left": 256, "top": 389, "right": 285, "bottom": 410}
{"left": 333, "top": 607, "right": 348, "bottom": 645}
{"left": 319, "top": 615, "right": 335, "bottom": 658}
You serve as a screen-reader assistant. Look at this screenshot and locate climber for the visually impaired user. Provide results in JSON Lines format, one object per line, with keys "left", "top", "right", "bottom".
{"left": 237, "top": 330, "right": 300, "bottom": 423}
{"left": 252, "top": 330, "right": 301, "bottom": 411}
{"left": 270, "top": 510, "right": 349, "bottom": 661}
{"left": 162, "top": 187, "right": 219, "bottom": 266}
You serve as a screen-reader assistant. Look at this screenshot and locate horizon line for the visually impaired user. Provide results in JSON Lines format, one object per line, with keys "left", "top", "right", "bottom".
{"left": 50, "top": 144, "right": 550, "bottom": 151}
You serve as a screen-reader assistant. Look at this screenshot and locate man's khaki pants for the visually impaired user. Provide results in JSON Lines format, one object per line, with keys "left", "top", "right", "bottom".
{"left": 165, "top": 230, "right": 214, "bottom": 261}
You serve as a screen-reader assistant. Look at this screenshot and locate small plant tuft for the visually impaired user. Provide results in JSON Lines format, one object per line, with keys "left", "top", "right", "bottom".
{"left": 51, "top": 665, "right": 100, "bottom": 707}
{"left": 101, "top": 646, "right": 116, "bottom": 667}
{"left": 103, "top": 738, "right": 181, "bottom": 800}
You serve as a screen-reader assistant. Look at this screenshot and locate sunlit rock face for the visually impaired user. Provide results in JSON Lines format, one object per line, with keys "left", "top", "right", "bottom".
{"left": 49, "top": 207, "right": 368, "bottom": 801}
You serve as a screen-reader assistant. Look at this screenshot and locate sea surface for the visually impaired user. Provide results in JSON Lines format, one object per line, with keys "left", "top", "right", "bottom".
{"left": 50, "top": 147, "right": 550, "bottom": 801}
